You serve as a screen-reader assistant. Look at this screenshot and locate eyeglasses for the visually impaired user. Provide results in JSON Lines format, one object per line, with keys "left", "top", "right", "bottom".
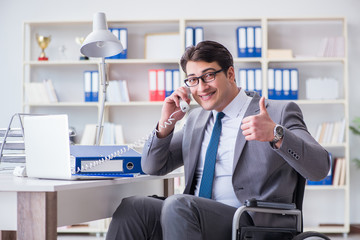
{"left": 184, "top": 69, "right": 223, "bottom": 87}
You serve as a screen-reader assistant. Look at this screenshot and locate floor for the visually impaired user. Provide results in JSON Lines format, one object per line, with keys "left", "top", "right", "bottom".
{"left": 57, "top": 233, "right": 360, "bottom": 239}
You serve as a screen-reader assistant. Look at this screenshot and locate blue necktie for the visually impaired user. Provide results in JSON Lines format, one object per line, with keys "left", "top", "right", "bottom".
{"left": 199, "top": 112, "right": 225, "bottom": 199}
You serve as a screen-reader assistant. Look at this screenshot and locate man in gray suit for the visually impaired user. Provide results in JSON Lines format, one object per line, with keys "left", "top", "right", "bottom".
{"left": 106, "top": 41, "right": 330, "bottom": 240}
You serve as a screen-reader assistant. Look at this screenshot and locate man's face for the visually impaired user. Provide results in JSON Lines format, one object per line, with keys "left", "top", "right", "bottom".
{"left": 186, "top": 61, "right": 238, "bottom": 112}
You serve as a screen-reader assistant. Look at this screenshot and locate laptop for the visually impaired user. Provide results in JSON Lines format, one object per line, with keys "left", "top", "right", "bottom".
{"left": 23, "top": 114, "right": 111, "bottom": 180}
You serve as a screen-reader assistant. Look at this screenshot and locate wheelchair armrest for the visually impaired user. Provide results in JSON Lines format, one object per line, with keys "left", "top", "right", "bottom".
{"left": 244, "top": 198, "right": 296, "bottom": 210}
{"left": 231, "top": 199, "right": 302, "bottom": 240}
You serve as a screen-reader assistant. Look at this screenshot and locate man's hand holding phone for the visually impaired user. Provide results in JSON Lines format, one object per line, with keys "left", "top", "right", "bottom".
{"left": 157, "top": 87, "right": 191, "bottom": 138}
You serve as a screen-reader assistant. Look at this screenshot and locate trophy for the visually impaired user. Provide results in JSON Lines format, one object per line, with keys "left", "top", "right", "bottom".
{"left": 36, "top": 34, "right": 51, "bottom": 61}
{"left": 75, "top": 37, "right": 89, "bottom": 60}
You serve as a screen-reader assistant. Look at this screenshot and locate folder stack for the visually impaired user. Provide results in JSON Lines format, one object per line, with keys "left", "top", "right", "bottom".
{"left": 267, "top": 68, "right": 298, "bottom": 100}
{"left": 185, "top": 26, "right": 204, "bottom": 47}
{"left": 236, "top": 26, "right": 262, "bottom": 58}
{"left": 107, "top": 28, "right": 128, "bottom": 59}
{"left": 149, "top": 69, "right": 180, "bottom": 101}
{"left": 237, "top": 68, "right": 262, "bottom": 95}
{"left": 84, "top": 71, "right": 99, "bottom": 102}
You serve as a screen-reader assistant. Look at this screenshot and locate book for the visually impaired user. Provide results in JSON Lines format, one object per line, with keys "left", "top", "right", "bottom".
{"left": 267, "top": 49, "right": 293, "bottom": 59}
{"left": 43, "top": 79, "right": 58, "bottom": 102}
{"left": 315, "top": 119, "right": 346, "bottom": 144}
{"left": 339, "top": 157, "right": 346, "bottom": 186}
{"left": 80, "top": 124, "right": 97, "bottom": 145}
{"left": 332, "top": 157, "right": 344, "bottom": 186}
{"left": 115, "top": 125, "right": 125, "bottom": 145}
{"left": 107, "top": 80, "right": 130, "bottom": 103}
{"left": 25, "top": 82, "right": 51, "bottom": 103}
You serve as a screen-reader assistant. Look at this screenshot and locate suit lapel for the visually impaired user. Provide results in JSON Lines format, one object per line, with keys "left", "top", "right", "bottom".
{"left": 185, "top": 110, "right": 212, "bottom": 192}
{"left": 232, "top": 93, "right": 263, "bottom": 172}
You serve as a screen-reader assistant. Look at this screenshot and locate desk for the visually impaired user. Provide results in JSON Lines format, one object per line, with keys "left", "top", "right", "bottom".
{"left": 0, "top": 172, "right": 182, "bottom": 240}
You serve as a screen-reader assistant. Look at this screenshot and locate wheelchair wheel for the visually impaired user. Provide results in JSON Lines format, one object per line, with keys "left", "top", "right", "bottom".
{"left": 292, "top": 231, "right": 330, "bottom": 240}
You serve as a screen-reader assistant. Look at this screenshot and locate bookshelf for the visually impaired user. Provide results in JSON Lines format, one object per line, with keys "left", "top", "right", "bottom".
{"left": 22, "top": 17, "right": 349, "bottom": 235}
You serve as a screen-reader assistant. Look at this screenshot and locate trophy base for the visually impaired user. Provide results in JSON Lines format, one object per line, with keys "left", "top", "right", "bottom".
{"left": 38, "top": 57, "right": 49, "bottom": 61}
{"left": 80, "top": 56, "right": 89, "bottom": 60}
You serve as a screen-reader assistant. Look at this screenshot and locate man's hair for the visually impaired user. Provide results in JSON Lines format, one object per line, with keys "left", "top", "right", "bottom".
{"left": 180, "top": 40, "right": 234, "bottom": 75}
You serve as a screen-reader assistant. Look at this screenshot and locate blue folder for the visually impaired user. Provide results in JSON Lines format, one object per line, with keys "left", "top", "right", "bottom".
{"left": 70, "top": 145, "right": 144, "bottom": 176}
{"left": 237, "top": 26, "right": 247, "bottom": 58}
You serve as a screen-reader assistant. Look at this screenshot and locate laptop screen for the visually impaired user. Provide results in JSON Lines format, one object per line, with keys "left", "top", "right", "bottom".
{"left": 24, "top": 114, "right": 72, "bottom": 179}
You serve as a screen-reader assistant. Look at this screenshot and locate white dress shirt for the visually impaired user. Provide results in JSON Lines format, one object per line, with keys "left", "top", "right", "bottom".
{"left": 194, "top": 89, "right": 252, "bottom": 208}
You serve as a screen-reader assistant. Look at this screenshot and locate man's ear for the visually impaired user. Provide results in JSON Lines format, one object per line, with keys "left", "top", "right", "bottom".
{"left": 227, "top": 66, "right": 236, "bottom": 82}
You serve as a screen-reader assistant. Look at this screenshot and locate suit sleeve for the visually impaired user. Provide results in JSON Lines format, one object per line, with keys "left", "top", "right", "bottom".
{"left": 141, "top": 126, "right": 184, "bottom": 176}
{"left": 272, "top": 101, "right": 330, "bottom": 181}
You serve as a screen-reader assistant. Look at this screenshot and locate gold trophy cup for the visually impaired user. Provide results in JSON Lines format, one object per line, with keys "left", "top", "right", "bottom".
{"left": 36, "top": 34, "right": 51, "bottom": 61}
{"left": 75, "top": 37, "right": 89, "bottom": 60}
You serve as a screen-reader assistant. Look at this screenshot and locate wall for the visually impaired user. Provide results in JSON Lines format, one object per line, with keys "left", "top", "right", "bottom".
{"left": 1, "top": 0, "right": 360, "bottom": 222}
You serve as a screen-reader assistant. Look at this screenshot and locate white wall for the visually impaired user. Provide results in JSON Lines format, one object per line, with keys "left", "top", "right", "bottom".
{"left": 1, "top": 0, "right": 360, "bottom": 222}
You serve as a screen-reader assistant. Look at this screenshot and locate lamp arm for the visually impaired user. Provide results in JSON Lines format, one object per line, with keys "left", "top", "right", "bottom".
{"left": 95, "top": 57, "right": 108, "bottom": 145}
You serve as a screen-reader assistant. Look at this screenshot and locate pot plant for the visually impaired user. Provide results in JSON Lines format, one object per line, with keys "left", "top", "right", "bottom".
{"left": 350, "top": 117, "right": 360, "bottom": 168}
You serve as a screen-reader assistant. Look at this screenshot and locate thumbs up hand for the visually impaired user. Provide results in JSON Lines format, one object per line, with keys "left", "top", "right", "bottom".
{"left": 241, "top": 97, "right": 276, "bottom": 142}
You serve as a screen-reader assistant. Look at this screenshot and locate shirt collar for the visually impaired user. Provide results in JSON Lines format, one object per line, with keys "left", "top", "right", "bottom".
{"left": 212, "top": 88, "right": 250, "bottom": 119}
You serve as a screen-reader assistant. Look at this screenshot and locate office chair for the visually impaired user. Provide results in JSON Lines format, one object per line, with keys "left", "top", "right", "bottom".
{"left": 232, "top": 173, "right": 331, "bottom": 240}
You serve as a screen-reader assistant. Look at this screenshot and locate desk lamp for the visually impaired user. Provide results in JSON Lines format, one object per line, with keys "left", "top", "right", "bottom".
{"left": 80, "top": 12, "right": 123, "bottom": 145}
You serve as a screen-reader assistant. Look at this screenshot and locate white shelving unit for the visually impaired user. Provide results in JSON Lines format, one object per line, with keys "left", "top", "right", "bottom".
{"left": 22, "top": 17, "right": 349, "bottom": 235}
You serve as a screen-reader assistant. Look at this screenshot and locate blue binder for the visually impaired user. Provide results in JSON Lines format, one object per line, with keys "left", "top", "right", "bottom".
{"left": 282, "top": 69, "right": 291, "bottom": 99}
{"left": 91, "top": 71, "right": 99, "bottom": 102}
{"left": 268, "top": 69, "right": 275, "bottom": 99}
{"left": 70, "top": 145, "right": 145, "bottom": 176}
{"left": 172, "top": 69, "right": 181, "bottom": 90}
{"left": 84, "top": 71, "right": 92, "bottom": 102}
{"left": 290, "top": 69, "right": 299, "bottom": 100}
{"left": 237, "top": 27, "right": 247, "bottom": 58}
{"left": 254, "top": 26, "right": 262, "bottom": 57}
{"left": 274, "top": 69, "right": 283, "bottom": 99}
{"left": 194, "top": 27, "right": 204, "bottom": 45}
{"left": 107, "top": 28, "right": 128, "bottom": 59}
{"left": 107, "top": 28, "right": 119, "bottom": 59}
{"left": 238, "top": 68, "right": 247, "bottom": 89}
{"left": 254, "top": 68, "right": 262, "bottom": 95}
{"left": 185, "top": 26, "right": 194, "bottom": 47}
{"left": 165, "top": 69, "right": 174, "bottom": 97}
{"left": 118, "top": 28, "right": 128, "bottom": 59}
{"left": 246, "top": 69, "right": 255, "bottom": 92}
{"left": 246, "top": 27, "right": 255, "bottom": 57}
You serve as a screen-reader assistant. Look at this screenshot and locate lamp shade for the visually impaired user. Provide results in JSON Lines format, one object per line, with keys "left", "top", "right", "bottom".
{"left": 80, "top": 12, "right": 123, "bottom": 58}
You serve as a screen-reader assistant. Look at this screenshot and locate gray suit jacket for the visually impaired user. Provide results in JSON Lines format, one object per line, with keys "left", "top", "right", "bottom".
{"left": 142, "top": 92, "right": 330, "bottom": 227}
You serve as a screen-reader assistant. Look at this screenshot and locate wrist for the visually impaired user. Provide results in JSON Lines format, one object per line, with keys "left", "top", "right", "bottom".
{"left": 271, "top": 124, "right": 284, "bottom": 144}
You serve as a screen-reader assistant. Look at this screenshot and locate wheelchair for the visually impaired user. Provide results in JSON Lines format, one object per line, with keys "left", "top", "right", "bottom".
{"left": 232, "top": 174, "right": 331, "bottom": 240}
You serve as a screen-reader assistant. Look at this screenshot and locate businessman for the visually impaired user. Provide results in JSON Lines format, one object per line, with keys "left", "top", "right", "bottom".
{"left": 106, "top": 40, "right": 330, "bottom": 240}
